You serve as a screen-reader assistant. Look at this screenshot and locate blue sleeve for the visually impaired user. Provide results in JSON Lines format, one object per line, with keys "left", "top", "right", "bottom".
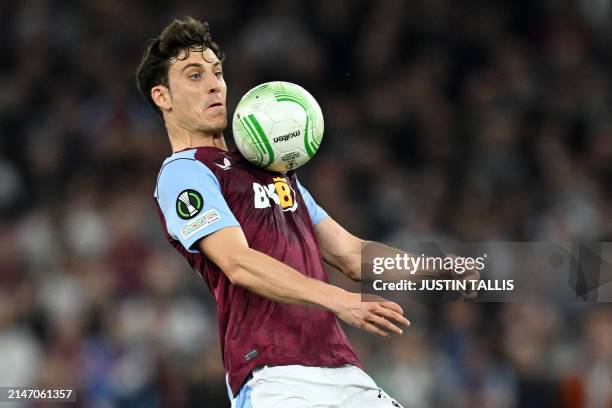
{"left": 155, "top": 158, "right": 240, "bottom": 253}
{"left": 296, "top": 179, "right": 329, "bottom": 225}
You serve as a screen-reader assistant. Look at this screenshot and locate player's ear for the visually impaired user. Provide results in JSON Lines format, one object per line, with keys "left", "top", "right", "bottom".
{"left": 151, "top": 85, "right": 172, "bottom": 111}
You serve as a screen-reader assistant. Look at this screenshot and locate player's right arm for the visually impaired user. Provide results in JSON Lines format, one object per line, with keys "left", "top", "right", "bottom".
{"left": 155, "top": 157, "right": 409, "bottom": 338}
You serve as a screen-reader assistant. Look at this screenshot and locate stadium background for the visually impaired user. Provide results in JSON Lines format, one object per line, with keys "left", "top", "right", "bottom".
{"left": 0, "top": 0, "right": 611, "bottom": 407}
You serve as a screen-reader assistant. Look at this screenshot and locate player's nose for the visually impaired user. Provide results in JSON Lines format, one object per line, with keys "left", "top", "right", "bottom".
{"left": 206, "top": 75, "right": 223, "bottom": 94}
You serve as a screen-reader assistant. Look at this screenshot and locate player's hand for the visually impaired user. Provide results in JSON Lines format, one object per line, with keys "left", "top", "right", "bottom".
{"left": 332, "top": 291, "right": 410, "bottom": 338}
{"left": 441, "top": 254, "right": 480, "bottom": 300}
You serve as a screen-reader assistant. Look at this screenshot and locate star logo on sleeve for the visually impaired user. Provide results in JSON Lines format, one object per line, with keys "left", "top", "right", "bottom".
{"left": 176, "top": 189, "right": 204, "bottom": 219}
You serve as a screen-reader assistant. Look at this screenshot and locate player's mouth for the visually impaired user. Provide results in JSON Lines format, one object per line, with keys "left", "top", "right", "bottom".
{"left": 205, "top": 102, "right": 224, "bottom": 111}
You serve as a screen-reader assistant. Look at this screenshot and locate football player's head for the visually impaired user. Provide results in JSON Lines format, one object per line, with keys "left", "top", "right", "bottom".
{"left": 136, "top": 17, "right": 227, "bottom": 136}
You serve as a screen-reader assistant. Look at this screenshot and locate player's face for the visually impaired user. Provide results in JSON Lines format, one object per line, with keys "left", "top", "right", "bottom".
{"left": 166, "top": 47, "right": 227, "bottom": 134}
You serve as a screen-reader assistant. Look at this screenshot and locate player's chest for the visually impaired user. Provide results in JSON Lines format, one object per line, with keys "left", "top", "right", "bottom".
{"left": 219, "top": 166, "right": 300, "bottom": 214}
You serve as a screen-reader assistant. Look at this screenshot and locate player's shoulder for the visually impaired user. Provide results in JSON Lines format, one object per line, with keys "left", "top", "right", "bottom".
{"left": 154, "top": 149, "right": 217, "bottom": 199}
{"left": 156, "top": 148, "right": 204, "bottom": 180}
{"left": 158, "top": 149, "right": 198, "bottom": 171}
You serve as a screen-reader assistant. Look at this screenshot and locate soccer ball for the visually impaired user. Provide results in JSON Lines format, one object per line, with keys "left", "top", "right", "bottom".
{"left": 232, "top": 81, "right": 324, "bottom": 173}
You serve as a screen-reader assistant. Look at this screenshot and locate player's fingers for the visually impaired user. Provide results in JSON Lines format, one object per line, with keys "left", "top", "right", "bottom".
{"left": 374, "top": 306, "right": 410, "bottom": 327}
{"left": 365, "top": 313, "right": 404, "bottom": 335}
{"left": 378, "top": 301, "right": 404, "bottom": 315}
{"left": 361, "top": 321, "right": 391, "bottom": 338}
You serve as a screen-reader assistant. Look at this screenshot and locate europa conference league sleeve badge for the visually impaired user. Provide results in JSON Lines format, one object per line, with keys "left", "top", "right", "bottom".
{"left": 176, "top": 189, "right": 204, "bottom": 220}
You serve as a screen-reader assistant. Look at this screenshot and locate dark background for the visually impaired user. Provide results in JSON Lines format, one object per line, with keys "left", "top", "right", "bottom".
{"left": 0, "top": 0, "right": 610, "bottom": 407}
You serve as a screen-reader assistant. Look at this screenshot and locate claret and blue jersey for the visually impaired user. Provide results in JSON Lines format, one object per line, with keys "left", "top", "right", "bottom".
{"left": 153, "top": 147, "right": 360, "bottom": 397}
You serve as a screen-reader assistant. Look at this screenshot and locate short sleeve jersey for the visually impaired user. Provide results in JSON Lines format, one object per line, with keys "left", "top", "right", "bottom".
{"left": 154, "top": 147, "right": 360, "bottom": 396}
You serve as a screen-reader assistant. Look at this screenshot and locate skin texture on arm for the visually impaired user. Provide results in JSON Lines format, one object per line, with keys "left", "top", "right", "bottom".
{"left": 198, "top": 226, "right": 410, "bottom": 337}
{"left": 314, "top": 217, "right": 438, "bottom": 281}
{"left": 314, "top": 217, "right": 480, "bottom": 299}
{"left": 314, "top": 218, "right": 363, "bottom": 281}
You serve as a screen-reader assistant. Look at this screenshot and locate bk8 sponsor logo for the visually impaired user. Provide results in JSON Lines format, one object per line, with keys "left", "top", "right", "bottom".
{"left": 253, "top": 177, "right": 298, "bottom": 212}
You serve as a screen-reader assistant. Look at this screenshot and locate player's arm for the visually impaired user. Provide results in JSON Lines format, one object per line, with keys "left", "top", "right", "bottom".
{"left": 296, "top": 180, "right": 445, "bottom": 283}
{"left": 198, "top": 226, "right": 410, "bottom": 337}
{"left": 297, "top": 177, "right": 479, "bottom": 293}
{"left": 313, "top": 219, "right": 447, "bottom": 281}
{"left": 295, "top": 179, "right": 364, "bottom": 281}
{"left": 313, "top": 218, "right": 438, "bottom": 282}
{"left": 314, "top": 217, "right": 364, "bottom": 281}
{"left": 314, "top": 220, "right": 479, "bottom": 298}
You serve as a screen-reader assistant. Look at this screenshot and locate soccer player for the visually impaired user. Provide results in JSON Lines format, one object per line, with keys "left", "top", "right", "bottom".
{"left": 136, "top": 16, "right": 439, "bottom": 407}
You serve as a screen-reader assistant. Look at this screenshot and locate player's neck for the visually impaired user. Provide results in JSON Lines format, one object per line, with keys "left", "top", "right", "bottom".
{"left": 166, "top": 122, "right": 228, "bottom": 152}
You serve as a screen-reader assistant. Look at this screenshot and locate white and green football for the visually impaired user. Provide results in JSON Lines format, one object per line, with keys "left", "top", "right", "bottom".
{"left": 232, "top": 81, "right": 324, "bottom": 173}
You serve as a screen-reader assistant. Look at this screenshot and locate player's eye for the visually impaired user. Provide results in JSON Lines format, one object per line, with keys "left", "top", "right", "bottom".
{"left": 189, "top": 72, "right": 202, "bottom": 80}
{"left": 215, "top": 71, "right": 223, "bottom": 78}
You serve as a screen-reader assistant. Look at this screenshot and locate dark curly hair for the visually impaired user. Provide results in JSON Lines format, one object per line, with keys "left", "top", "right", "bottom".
{"left": 136, "top": 16, "right": 224, "bottom": 118}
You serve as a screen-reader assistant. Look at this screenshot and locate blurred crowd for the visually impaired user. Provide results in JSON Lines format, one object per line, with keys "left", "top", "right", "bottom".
{"left": 0, "top": 0, "right": 611, "bottom": 407}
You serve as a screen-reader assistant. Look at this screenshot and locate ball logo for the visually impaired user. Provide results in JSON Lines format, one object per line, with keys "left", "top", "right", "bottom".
{"left": 176, "top": 189, "right": 204, "bottom": 219}
{"left": 253, "top": 177, "right": 298, "bottom": 212}
{"left": 273, "top": 130, "right": 300, "bottom": 143}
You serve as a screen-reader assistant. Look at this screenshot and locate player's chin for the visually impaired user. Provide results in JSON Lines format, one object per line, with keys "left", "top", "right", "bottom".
{"left": 202, "top": 109, "right": 226, "bottom": 123}
{"left": 200, "top": 117, "right": 227, "bottom": 134}
{"left": 201, "top": 110, "right": 227, "bottom": 124}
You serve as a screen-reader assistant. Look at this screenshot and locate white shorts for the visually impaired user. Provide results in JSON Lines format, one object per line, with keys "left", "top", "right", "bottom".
{"left": 228, "top": 364, "right": 403, "bottom": 408}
